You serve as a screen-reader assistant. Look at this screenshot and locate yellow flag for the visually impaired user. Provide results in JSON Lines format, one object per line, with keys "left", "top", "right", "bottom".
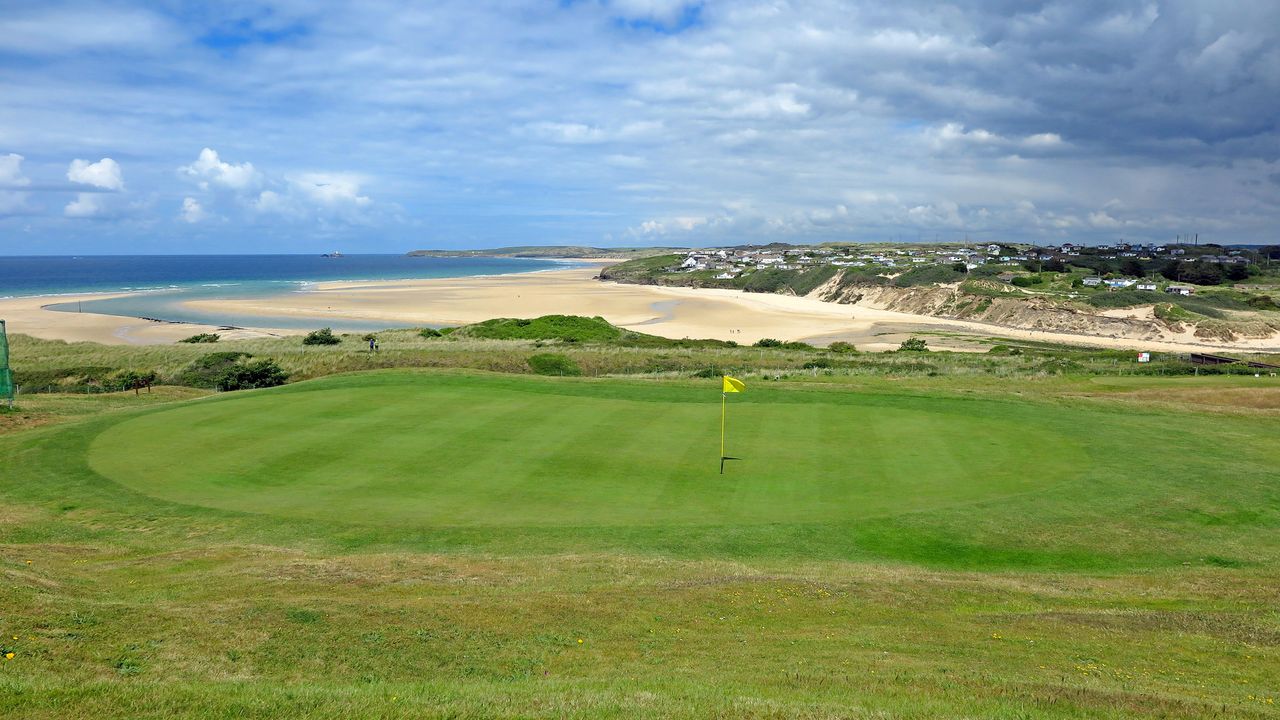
{"left": 722, "top": 376, "right": 745, "bottom": 393}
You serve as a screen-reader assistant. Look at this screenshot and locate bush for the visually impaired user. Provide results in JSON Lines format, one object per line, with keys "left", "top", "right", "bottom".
{"left": 302, "top": 328, "right": 341, "bottom": 346}
{"left": 1011, "top": 275, "right": 1042, "bottom": 287}
{"left": 754, "top": 338, "right": 783, "bottom": 348}
{"left": 898, "top": 337, "right": 929, "bottom": 352}
{"left": 1085, "top": 290, "right": 1162, "bottom": 308}
{"left": 892, "top": 265, "right": 964, "bottom": 287}
{"left": 691, "top": 367, "right": 723, "bottom": 379}
{"left": 527, "top": 353, "right": 582, "bottom": 376}
{"left": 419, "top": 328, "right": 442, "bottom": 338}
{"left": 827, "top": 341, "right": 857, "bottom": 353}
{"left": 112, "top": 370, "right": 158, "bottom": 393}
{"left": 987, "top": 345, "right": 1023, "bottom": 356}
{"left": 216, "top": 358, "right": 289, "bottom": 391}
{"left": 802, "top": 358, "right": 832, "bottom": 369}
{"left": 179, "top": 333, "right": 220, "bottom": 344}
{"left": 780, "top": 341, "right": 816, "bottom": 351}
{"left": 177, "top": 352, "right": 253, "bottom": 388}
{"left": 461, "top": 316, "right": 622, "bottom": 343}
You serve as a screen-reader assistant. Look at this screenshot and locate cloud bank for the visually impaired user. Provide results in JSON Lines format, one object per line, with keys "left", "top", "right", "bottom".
{"left": 0, "top": 1, "right": 1277, "bottom": 252}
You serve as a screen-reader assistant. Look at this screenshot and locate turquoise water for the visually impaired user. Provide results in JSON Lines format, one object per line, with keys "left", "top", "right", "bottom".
{"left": 1, "top": 254, "right": 566, "bottom": 331}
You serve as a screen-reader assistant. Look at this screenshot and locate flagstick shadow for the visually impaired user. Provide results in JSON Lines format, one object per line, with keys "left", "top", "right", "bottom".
{"left": 719, "top": 456, "right": 743, "bottom": 474}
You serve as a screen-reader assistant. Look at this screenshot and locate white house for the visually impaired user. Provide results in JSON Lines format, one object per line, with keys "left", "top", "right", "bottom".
{"left": 1136, "top": 282, "right": 1158, "bottom": 291}
{"left": 1165, "top": 284, "right": 1195, "bottom": 296}
{"left": 1082, "top": 276, "right": 1103, "bottom": 287}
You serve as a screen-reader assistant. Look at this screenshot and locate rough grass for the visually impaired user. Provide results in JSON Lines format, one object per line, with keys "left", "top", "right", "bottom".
{"left": 454, "top": 315, "right": 625, "bottom": 343}
{"left": 2, "top": 371, "right": 1279, "bottom": 717}
{"left": 12, "top": 326, "right": 1279, "bottom": 400}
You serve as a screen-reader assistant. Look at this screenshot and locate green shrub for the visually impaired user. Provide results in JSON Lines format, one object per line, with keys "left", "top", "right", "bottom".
{"left": 780, "top": 341, "right": 816, "bottom": 351}
{"left": 892, "top": 265, "right": 964, "bottom": 287}
{"left": 827, "top": 341, "right": 857, "bottom": 353}
{"left": 112, "top": 370, "right": 157, "bottom": 393}
{"left": 1010, "top": 275, "right": 1041, "bottom": 287}
{"left": 302, "top": 328, "right": 341, "bottom": 346}
{"left": 216, "top": 358, "right": 289, "bottom": 391}
{"left": 419, "top": 328, "right": 442, "bottom": 338}
{"left": 1086, "top": 291, "right": 1163, "bottom": 308}
{"left": 461, "top": 315, "right": 622, "bottom": 343}
{"left": 898, "top": 337, "right": 929, "bottom": 352}
{"left": 691, "top": 367, "right": 723, "bottom": 379}
{"left": 754, "top": 338, "right": 782, "bottom": 348}
{"left": 177, "top": 352, "right": 253, "bottom": 388}
{"left": 527, "top": 353, "right": 582, "bottom": 376}
{"left": 802, "top": 358, "right": 832, "bottom": 369}
{"left": 179, "top": 333, "right": 220, "bottom": 344}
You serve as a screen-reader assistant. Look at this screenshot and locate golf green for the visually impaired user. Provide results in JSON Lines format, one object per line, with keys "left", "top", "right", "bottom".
{"left": 88, "top": 371, "right": 1081, "bottom": 528}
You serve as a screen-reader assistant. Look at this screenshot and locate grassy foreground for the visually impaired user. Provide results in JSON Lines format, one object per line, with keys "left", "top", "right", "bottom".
{"left": 2, "top": 371, "right": 1279, "bottom": 718}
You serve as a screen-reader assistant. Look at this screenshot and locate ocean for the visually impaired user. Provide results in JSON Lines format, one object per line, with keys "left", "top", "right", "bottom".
{"left": 0, "top": 254, "right": 566, "bottom": 331}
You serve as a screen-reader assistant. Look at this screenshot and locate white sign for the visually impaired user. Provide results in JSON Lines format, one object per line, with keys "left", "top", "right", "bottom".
{"left": 1137, "top": 352, "right": 1151, "bottom": 363}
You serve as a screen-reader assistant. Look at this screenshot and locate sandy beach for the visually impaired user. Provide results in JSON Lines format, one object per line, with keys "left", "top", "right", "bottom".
{"left": 0, "top": 292, "right": 288, "bottom": 345}
{"left": 176, "top": 264, "right": 1280, "bottom": 353}
{"left": 5, "top": 263, "right": 1280, "bottom": 353}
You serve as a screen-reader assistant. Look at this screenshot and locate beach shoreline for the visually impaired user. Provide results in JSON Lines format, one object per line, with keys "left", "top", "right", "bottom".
{"left": 5, "top": 262, "right": 1280, "bottom": 353}
{"left": 0, "top": 291, "right": 292, "bottom": 345}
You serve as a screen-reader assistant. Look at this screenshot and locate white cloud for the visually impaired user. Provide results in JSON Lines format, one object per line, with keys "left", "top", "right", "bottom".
{"left": 526, "top": 122, "right": 608, "bottom": 144}
{"left": 254, "top": 190, "right": 286, "bottom": 213}
{"left": 180, "top": 196, "right": 206, "bottom": 223}
{"left": 64, "top": 193, "right": 104, "bottom": 217}
{"left": 288, "top": 173, "right": 371, "bottom": 207}
{"left": 0, "top": 154, "right": 33, "bottom": 215}
{"left": 180, "top": 148, "right": 260, "bottom": 190}
{"left": 0, "top": 7, "right": 176, "bottom": 55}
{"left": 67, "top": 157, "right": 124, "bottom": 190}
{"left": 1023, "top": 133, "right": 1064, "bottom": 148}
{"left": 0, "top": 153, "right": 31, "bottom": 187}
{"left": 635, "top": 215, "right": 707, "bottom": 234}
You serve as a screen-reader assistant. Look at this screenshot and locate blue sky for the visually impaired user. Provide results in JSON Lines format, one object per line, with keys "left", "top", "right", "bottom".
{"left": 1, "top": 0, "right": 1278, "bottom": 254}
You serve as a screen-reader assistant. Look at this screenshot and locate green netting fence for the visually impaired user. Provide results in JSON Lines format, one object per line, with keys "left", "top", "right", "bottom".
{"left": 0, "top": 320, "right": 13, "bottom": 402}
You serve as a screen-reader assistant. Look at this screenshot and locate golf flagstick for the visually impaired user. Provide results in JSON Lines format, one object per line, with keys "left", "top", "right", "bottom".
{"left": 720, "top": 390, "right": 726, "bottom": 474}
{"left": 720, "top": 375, "right": 745, "bottom": 473}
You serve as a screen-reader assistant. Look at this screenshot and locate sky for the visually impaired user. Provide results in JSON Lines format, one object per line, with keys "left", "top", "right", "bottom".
{"left": 1, "top": 0, "right": 1278, "bottom": 254}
